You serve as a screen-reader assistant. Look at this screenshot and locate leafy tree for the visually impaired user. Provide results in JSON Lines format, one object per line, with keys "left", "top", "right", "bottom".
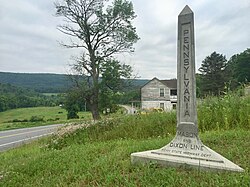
{"left": 198, "top": 52, "right": 227, "bottom": 96}
{"left": 55, "top": 0, "right": 139, "bottom": 120}
{"left": 195, "top": 73, "right": 202, "bottom": 98}
{"left": 117, "top": 89, "right": 140, "bottom": 104}
{"left": 99, "top": 59, "right": 132, "bottom": 113}
{"left": 64, "top": 85, "right": 87, "bottom": 119}
{"left": 101, "top": 59, "right": 132, "bottom": 92}
{"left": 0, "top": 96, "right": 7, "bottom": 112}
{"left": 226, "top": 48, "right": 250, "bottom": 87}
{"left": 67, "top": 104, "right": 80, "bottom": 119}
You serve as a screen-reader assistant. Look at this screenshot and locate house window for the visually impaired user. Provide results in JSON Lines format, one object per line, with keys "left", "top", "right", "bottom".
{"left": 170, "top": 89, "right": 177, "bottom": 96}
{"left": 172, "top": 103, "right": 177, "bottom": 110}
{"left": 160, "top": 88, "right": 164, "bottom": 97}
{"left": 160, "top": 103, "right": 164, "bottom": 110}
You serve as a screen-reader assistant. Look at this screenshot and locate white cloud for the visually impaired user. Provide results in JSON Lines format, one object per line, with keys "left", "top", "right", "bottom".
{"left": 0, "top": 0, "right": 249, "bottom": 79}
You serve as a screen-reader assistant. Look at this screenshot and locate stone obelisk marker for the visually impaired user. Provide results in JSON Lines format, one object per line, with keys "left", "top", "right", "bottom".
{"left": 131, "top": 5, "right": 244, "bottom": 172}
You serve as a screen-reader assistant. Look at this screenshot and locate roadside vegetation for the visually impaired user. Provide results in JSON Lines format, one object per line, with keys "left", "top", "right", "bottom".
{"left": 0, "top": 94, "right": 249, "bottom": 186}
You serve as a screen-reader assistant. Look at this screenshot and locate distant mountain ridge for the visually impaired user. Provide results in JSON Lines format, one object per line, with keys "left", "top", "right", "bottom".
{"left": 0, "top": 72, "right": 71, "bottom": 93}
{"left": 0, "top": 72, "right": 149, "bottom": 93}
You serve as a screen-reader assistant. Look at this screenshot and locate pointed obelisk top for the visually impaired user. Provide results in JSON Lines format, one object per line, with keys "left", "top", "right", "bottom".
{"left": 179, "top": 5, "right": 193, "bottom": 15}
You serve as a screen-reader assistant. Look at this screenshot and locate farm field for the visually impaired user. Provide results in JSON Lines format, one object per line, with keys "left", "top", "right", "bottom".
{"left": 0, "top": 106, "right": 92, "bottom": 131}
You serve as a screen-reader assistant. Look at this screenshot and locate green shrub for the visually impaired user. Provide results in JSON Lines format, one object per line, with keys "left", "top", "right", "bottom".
{"left": 29, "top": 116, "right": 44, "bottom": 122}
{"left": 12, "top": 119, "right": 29, "bottom": 123}
{"left": 67, "top": 111, "right": 79, "bottom": 119}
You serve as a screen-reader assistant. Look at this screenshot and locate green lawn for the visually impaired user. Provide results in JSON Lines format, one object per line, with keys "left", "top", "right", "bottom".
{"left": 0, "top": 106, "right": 92, "bottom": 131}
{"left": 0, "top": 129, "right": 249, "bottom": 187}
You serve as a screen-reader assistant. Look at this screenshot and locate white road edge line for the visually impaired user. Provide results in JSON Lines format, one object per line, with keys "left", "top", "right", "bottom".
{"left": 0, "top": 132, "right": 54, "bottom": 148}
{"left": 0, "top": 127, "right": 60, "bottom": 139}
{"left": 0, "top": 124, "right": 64, "bottom": 134}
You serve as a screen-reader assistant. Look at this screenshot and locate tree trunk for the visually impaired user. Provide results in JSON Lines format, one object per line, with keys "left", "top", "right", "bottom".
{"left": 90, "top": 100, "right": 100, "bottom": 121}
{"left": 89, "top": 85, "right": 101, "bottom": 121}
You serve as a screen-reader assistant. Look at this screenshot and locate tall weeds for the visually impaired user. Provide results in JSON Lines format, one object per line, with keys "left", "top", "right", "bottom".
{"left": 198, "top": 94, "right": 250, "bottom": 132}
{"left": 47, "top": 93, "right": 250, "bottom": 150}
{"left": 46, "top": 112, "right": 176, "bottom": 150}
{"left": 88, "top": 112, "right": 176, "bottom": 141}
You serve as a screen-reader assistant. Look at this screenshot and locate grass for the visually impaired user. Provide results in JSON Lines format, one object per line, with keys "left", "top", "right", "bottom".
{"left": 0, "top": 94, "right": 249, "bottom": 186}
{"left": 0, "top": 129, "right": 249, "bottom": 186}
{"left": 198, "top": 94, "right": 250, "bottom": 132}
{"left": 0, "top": 106, "right": 92, "bottom": 131}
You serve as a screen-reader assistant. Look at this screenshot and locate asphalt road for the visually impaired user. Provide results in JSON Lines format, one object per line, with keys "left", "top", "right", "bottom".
{"left": 119, "top": 105, "right": 137, "bottom": 114}
{"left": 0, "top": 124, "right": 64, "bottom": 152}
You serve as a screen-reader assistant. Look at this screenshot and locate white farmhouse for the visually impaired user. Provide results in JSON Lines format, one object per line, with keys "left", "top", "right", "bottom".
{"left": 141, "top": 77, "right": 177, "bottom": 111}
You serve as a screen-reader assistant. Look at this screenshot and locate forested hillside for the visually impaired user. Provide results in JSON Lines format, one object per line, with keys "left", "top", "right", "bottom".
{"left": 0, "top": 72, "right": 71, "bottom": 93}
{"left": 0, "top": 72, "right": 148, "bottom": 93}
{"left": 0, "top": 72, "right": 148, "bottom": 112}
{"left": 0, "top": 83, "right": 62, "bottom": 112}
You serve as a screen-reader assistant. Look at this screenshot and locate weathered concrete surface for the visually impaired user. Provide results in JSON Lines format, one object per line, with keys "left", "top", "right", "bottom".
{"left": 131, "top": 147, "right": 244, "bottom": 172}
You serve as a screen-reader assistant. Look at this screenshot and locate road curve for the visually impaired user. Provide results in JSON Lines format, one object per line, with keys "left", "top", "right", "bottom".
{"left": 119, "top": 105, "right": 137, "bottom": 114}
{"left": 0, "top": 124, "right": 64, "bottom": 152}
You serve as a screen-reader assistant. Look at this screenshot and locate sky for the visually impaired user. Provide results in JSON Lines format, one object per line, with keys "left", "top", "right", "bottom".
{"left": 0, "top": 0, "right": 249, "bottom": 79}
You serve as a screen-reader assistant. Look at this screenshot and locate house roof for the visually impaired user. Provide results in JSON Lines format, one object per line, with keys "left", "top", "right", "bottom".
{"left": 160, "top": 79, "right": 177, "bottom": 89}
{"left": 141, "top": 77, "right": 177, "bottom": 89}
